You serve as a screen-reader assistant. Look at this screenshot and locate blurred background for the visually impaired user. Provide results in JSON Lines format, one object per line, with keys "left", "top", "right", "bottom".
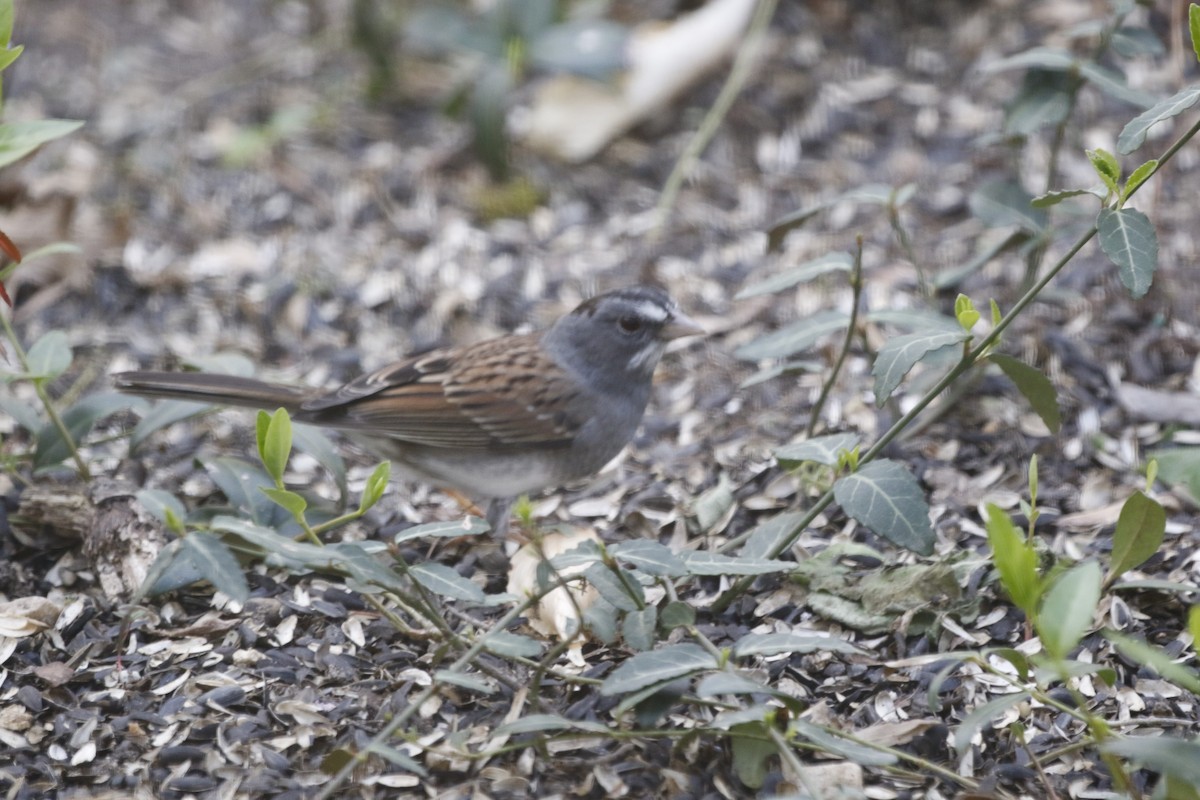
{"left": 3, "top": 0, "right": 1195, "bottom": 431}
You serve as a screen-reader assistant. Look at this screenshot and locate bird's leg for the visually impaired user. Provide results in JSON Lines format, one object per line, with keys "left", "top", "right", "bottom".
{"left": 484, "top": 497, "right": 515, "bottom": 540}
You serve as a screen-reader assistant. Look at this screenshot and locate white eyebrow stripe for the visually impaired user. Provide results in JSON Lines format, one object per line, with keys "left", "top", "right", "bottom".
{"left": 628, "top": 300, "right": 670, "bottom": 322}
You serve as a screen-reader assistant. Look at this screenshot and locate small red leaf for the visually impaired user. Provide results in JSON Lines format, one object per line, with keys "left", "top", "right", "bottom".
{"left": 0, "top": 229, "right": 21, "bottom": 263}
{"left": 0, "top": 228, "right": 21, "bottom": 307}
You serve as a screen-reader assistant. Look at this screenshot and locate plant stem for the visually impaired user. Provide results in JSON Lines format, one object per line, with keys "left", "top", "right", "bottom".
{"left": 0, "top": 310, "right": 91, "bottom": 480}
{"left": 314, "top": 595, "right": 539, "bottom": 799}
{"left": 714, "top": 113, "right": 1200, "bottom": 611}
{"left": 649, "top": 0, "right": 778, "bottom": 242}
{"left": 807, "top": 236, "right": 864, "bottom": 437}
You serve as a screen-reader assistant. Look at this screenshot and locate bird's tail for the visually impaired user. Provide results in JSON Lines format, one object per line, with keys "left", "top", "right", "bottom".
{"left": 113, "top": 371, "right": 311, "bottom": 415}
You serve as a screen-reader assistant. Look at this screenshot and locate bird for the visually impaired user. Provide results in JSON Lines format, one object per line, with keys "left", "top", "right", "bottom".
{"left": 114, "top": 285, "right": 703, "bottom": 537}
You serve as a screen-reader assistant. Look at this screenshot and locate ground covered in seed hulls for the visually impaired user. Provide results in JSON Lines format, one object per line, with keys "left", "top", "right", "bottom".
{"left": 1, "top": 1, "right": 1198, "bottom": 798}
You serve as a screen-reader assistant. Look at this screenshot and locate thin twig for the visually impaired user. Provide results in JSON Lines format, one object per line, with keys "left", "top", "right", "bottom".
{"left": 648, "top": 0, "right": 778, "bottom": 242}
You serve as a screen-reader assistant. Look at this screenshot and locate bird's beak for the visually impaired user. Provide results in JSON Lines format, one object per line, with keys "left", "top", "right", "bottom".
{"left": 662, "top": 311, "right": 706, "bottom": 340}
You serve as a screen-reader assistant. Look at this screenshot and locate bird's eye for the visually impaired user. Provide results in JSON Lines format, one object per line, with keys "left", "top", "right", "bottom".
{"left": 618, "top": 315, "right": 643, "bottom": 333}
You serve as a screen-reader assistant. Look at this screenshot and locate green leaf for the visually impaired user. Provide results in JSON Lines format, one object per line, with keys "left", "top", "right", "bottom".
{"left": 982, "top": 45, "right": 1076, "bottom": 74}
{"left": 410, "top": 562, "right": 485, "bottom": 603}
{"left": 730, "top": 721, "right": 775, "bottom": 789}
{"left": 0, "top": 392, "right": 42, "bottom": 432}
{"left": 130, "top": 398, "right": 209, "bottom": 450}
{"left": 1193, "top": 3, "right": 1200, "bottom": 63}
{"left": 583, "top": 562, "right": 643, "bottom": 612}
{"left": 0, "top": 0, "right": 14, "bottom": 46}
{"left": 547, "top": 538, "right": 605, "bottom": 570}
{"left": 741, "top": 511, "right": 807, "bottom": 560}
{"left": 1086, "top": 148, "right": 1121, "bottom": 195}
{"left": 659, "top": 601, "right": 695, "bottom": 630}
{"left": 1076, "top": 61, "right": 1154, "bottom": 109}
{"left": 0, "top": 45, "right": 22, "bottom": 74}
{"left": 738, "top": 359, "right": 823, "bottom": 389}
{"left": 622, "top": 606, "right": 657, "bottom": 651}
{"left": 261, "top": 487, "right": 308, "bottom": 519}
{"left": 482, "top": 630, "right": 542, "bottom": 658}
{"left": 1110, "top": 27, "right": 1165, "bottom": 58}
{"left": 352, "top": 744, "right": 426, "bottom": 776}
{"left": 393, "top": 516, "right": 490, "bottom": 543}
{"left": 258, "top": 408, "right": 292, "bottom": 483}
{"left": 791, "top": 719, "right": 896, "bottom": 765}
{"left": 775, "top": 433, "right": 859, "bottom": 469}
{"left": 696, "top": 672, "right": 771, "bottom": 697}
{"left": 867, "top": 308, "right": 965, "bottom": 333}
{"left": 1105, "top": 630, "right": 1200, "bottom": 694}
{"left": 326, "top": 543, "right": 405, "bottom": 593}
{"left": 990, "top": 354, "right": 1061, "bottom": 434}
{"left": 1117, "top": 87, "right": 1200, "bottom": 153}
{"left": 292, "top": 425, "right": 348, "bottom": 507}
{"left": 0, "top": 119, "right": 85, "bottom": 169}
{"left": 599, "top": 644, "right": 719, "bottom": 695}
{"left": 952, "top": 690, "right": 1032, "bottom": 755}
{"left": 1031, "top": 187, "right": 1104, "bottom": 208}
{"left": 1028, "top": 454, "right": 1039, "bottom": 503}
{"left": 433, "top": 669, "right": 495, "bottom": 694}
{"left": 954, "top": 294, "right": 980, "bottom": 331}
{"left": 969, "top": 180, "right": 1047, "bottom": 233}
{"left": 1151, "top": 447, "right": 1200, "bottom": 503}
{"left": 873, "top": 330, "right": 969, "bottom": 404}
{"left": 985, "top": 503, "right": 1041, "bottom": 615}
{"left": 25, "top": 330, "right": 71, "bottom": 379}
{"left": 833, "top": 460, "right": 935, "bottom": 555}
{"left": 691, "top": 473, "right": 735, "bottom": 534}
{"left": 735, "top": 253, "right": 853, "bottom": 299}
{"left": 1004, "top": 69, "right": 1073, "bottom": 135}
{"left": 1031, "top": 658, "right": 1116, "bottom": 687}
{"left": 610, "top": 540, "right": 687, "bottom": 577}
{"left": 139, "top": 539, "right": 206, "bottom": 597}
{"left": 34, "top": 392, "right": 129, "bottom": 471}
{"left": 1102, "top": 737, "right": 1200, "bottom": 789}
{"left": 733, "top": 309, "right": 850, "bottom": 361}
{"left": 680, "top": 551, "right": 794, "bottom": 576}
{"left": 1037, "top": 561, "right": 1102, "bottom": 661}
{"left": 139, "top": 530, "right": 250, "bottom": 600}
{"left": 211, "top": 517, "right": 401, "bottom": 589}
{"left": 1097, "top": 207, "right": 1158, "bottom": 299}
{"left": 181, "top": 531, "right": 250, "bottom": 603}
{"left": 1109, "top": 491, "right": 1165, "bottom": 581}
{"left": 359, "top": 460, "right": 392, "bottom": 512}
{"left": 1156, "top": 776, "right": 1200, "bottom": 800}
{"left": 136, "top": 489, "right": 188, "bottom": 527}
{"left": 732, "top": 632, "right": 866, "bottom": 658}
{"left": 203, "top": 457, "right": 285, "bottom": 526}
{"left": 494, "top": 714, "right": 603, "bottom": 736}
{"left": 583, "top": 597, "right": 619, "bottom": 643}
{"left": 765, "top": 206, "right": 823, "bottom": 252}
{"left": 1121, "top": 159, "right": 1158, "bottom": 205}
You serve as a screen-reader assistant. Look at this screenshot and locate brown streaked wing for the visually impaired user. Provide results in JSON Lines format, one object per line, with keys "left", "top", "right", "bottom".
{"left": 441, "top": 336, "right": 583, "bottom": 446}
{"left": 297, "top": 334, "right": 582, "bottom": 450}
